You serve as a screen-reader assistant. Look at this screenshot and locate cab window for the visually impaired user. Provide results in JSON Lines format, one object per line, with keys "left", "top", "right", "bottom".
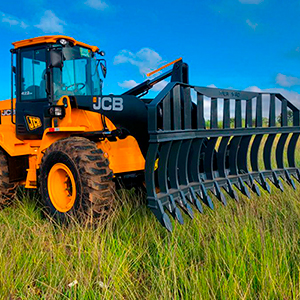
{"left": 20, "top": 49, "right": 47, "bottom": 101}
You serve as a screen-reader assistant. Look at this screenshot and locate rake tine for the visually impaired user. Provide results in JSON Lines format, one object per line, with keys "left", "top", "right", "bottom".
{"left": 164, "top": 200, "right": 173, "bottom": 215}
{"left": 197, "top": 184, "right": 214, "bottom": 209}
{"left": 166, "top": 195, "right": 184, "bottom": 224}
{"left": 235, "top": 177, "right": 251, "bottom": 199}
{"left": 165, "top": 139, "right": 193, "bottom": 220}
{"left": 248, "top": 174, "right": 261, "bottom": 196}
{"left": 245, "top": 180, "right": 260, "bottom": 197}
{"left": 284, "top": 170, "right": 296, "bottom": 190}
{"left": 154, "top": 141, "right": 185, "bottom": 224}
{"left": 223, "top": 179, "right": 239, "bottom": 202}
{"left": 289, "top": 169, "right": 300, "bottom": 185}
{"left": 173, "top": 207, "right": 184, "bottom": 224}
{"left": 251, "top": 183, "right": 261, "bottom": 196}
{"left": 294, "top": 169, "right": 300, "bottom": 183}
{"left": 189, "top": 187, "right": 203, "bottom": 213}
{"left": 256, "top": 173, "right": 271, "bottom": 193}
{"left": 187, "top": 138, "right": 213, "bottom": 210}
{"left": 148, "top": 197, "right": 173, "bottom": 232}
{"left": 177, "top": 191, "right": 194, "bottom": 219}
{"left": 213, "top": 182, "right": 227, "bottom": 205}
{"left": 272, "top": 172, "right": 284, "bottom": 192}
{"left": 276, "top": 133, "right": 292, "bottom": 190}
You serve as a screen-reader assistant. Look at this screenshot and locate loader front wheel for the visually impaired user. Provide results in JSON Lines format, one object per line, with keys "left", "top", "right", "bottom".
{"left": 39, "top": 137, "right": 115, "bottom": 223}
{"left": 0, "top": 149, "right": 17, "bottom": 206}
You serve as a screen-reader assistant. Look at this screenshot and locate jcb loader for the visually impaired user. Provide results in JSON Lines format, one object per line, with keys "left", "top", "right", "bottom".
{"left": 0, "top": 35, "right": 299, "bottom": 231}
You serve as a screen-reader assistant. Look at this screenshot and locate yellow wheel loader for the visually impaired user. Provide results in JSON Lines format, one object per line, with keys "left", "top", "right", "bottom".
{"left": 1, "top": 35, "right": 300, "bottom": 231}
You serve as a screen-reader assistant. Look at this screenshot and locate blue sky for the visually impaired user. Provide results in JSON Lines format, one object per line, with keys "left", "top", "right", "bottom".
{"left": 0, "top": 0, "right": 300, "bottom": 105}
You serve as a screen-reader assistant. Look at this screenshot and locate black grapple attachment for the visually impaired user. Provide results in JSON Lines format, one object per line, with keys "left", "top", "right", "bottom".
{"left": 143, "top": 61, "right": 300, "bottom": 231}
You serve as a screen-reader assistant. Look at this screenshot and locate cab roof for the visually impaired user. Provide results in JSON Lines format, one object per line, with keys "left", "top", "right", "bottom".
{"left": 12, "top": 35, "right": 99, "bottom": 52}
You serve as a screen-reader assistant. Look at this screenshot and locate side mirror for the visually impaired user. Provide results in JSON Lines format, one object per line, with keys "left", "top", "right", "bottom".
{"left": 50, "top": 48, "right": 63, "bottom": 68}
{"left": 100, "top": 61, "right": 107, "bottom": 78}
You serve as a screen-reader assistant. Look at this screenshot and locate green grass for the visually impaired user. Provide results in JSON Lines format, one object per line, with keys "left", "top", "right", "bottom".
{"left": 1, "top": 183, "right": 300, "bottom": 299}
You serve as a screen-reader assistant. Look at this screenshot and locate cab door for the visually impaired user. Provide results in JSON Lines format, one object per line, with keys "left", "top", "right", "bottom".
{"left": 16, "top": 46, "right": 51, "bottom": 139}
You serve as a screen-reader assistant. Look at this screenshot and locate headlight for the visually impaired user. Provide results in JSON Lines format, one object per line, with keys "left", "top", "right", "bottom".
{"left": 59, "top": 39, "right": 68, "bottom": 46}
{"left": 49, "top": 106, "right": 65, "bottom": 118}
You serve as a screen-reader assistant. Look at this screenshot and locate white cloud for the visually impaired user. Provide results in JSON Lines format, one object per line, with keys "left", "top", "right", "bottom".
{"left": 118, "top": 80, "right": 138, "bottom": 89}
{"left": 35, "top": 10, "right": 65, "bottom": 33}
{"left": 2, "top": 17, "right": 18, "bottom": 26}
{"left": 244, "top": 86, "right": 262, "bottom": 93}
{"left": 245, "top": 86, "right": 300, "bottom": 111}
{"left": 114, "top": 48, "right": 164, "bottom": 76}
{"left": 246, "top": 19, "right": 258, "bottom": 29}
{"left": 118, "top": 79, "right": 168, "bottom": 93}
{"left": 276, "top": 73, "right": 300, "bottom": 88}
{"left": 85, "top": 0, "right": 109, "bottom": 10}
{"left": 152, "top": 80, "right": 169, "bottom": 92}
{"left": 239, "top": 0, "right": 263, "bottom": 4}
{"left": 207, "top": 84, "right": 217, "bottom": 88}
{"left": 115, "top": 47, "right": 172, "bottom": 94}
{"left": 0, "top": 11, "right": 29, "bottom": 29}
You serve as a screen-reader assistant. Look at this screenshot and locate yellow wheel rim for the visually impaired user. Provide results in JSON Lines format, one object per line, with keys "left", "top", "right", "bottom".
{"left": 47, "top": 163, "right": 76, "bottom": 213}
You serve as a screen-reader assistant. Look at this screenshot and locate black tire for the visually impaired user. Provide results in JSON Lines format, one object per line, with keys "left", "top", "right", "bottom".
{"left": 0, "top": 149, "right": 17, "bottom": 206}
{"left": 39, "top": 137, "right": 115, "bottom": 223}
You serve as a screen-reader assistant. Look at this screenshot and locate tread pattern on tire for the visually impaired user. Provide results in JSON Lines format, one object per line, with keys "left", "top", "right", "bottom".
{"left": 39, "top": 137, "right": 115, "bottom": 221}
{"left": 0, "top": 149, "right": 17, "bottom": 206}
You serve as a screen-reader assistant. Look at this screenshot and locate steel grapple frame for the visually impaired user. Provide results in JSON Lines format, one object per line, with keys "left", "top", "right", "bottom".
{"left": 145, "top": 82, "right": 300, "bottom": 231}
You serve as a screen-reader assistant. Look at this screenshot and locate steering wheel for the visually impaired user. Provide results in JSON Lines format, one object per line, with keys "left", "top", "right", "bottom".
{"left": 66, "top": 83, "right": 86, "bottom": 92}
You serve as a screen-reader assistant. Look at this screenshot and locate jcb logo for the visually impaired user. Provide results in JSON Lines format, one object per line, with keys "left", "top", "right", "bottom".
{"left": 93, "top": 97, "right": 123, "bottom": 111}
{"left": 26, "top": 116, "right": 42, "bottom": 131}
{"left": 1, "top": 109, "right": 15, "bottom": 116}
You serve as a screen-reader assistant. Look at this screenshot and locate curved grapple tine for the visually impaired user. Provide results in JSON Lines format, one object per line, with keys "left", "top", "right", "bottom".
{"left": 223, "top": 180, "right": 239, "bottom": 202}
{"left": 287, "top": 133, "right": 300, "bottom": 184}
{"left": 247, "top": 174, "right": 261, "bottom": 196}
{"left": 189, "top": 187, "right": 203, "bottom": 213}
{"left": 166, "top": 195, "right": 184, "bottom": 224}
{"left": 285, "top": 170, "right": 296, "bottom": 190}
{"left": 272, "top": 172, "right": 284, "bottom": 192}
{"left": 251, "top": 182, "right": 261, "bottom": 196}
{"left": 178, "top": 192, "right": 194, "bottom": 219}
{"left": 196, "top": 187, "right": 214, "bottom": 210}
{"left": 213, "top": 182, "right": 227, "bottom": 205}
{"left": 173, "top": 206, "right": 184, "bottom": 225}
{"left": 236, "top": 177, "right": 251, "bottom": 199}
{"left": 147, "top": 196, "right": 173, "bottom": 232}
{"left": 154, "top": 141, "right": 184, "bottom": 225}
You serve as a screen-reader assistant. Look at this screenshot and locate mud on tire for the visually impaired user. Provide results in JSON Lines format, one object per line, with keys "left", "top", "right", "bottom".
{"left": 39, "top": 137, "right": 115, "bottom": 223}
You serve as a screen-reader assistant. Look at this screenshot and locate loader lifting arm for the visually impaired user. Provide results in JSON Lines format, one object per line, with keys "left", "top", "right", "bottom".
{"left": 73, "top": 60, "right": 190, "bottom": 157}
{"left": 123, "top": 60, "right": 189, "bottom": 97}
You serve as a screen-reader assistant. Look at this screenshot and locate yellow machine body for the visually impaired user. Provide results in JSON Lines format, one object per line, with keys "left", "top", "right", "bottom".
{"left": 0, "top": 97, "right": 145, "bottom": 189}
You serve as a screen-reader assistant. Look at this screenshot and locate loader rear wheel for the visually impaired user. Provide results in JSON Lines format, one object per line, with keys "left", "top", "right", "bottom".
{"left": 0, "top": 149, "right": 17, "bottom": 206}
{"left": 39, "top": 137, "right": 115, "bottom": 223}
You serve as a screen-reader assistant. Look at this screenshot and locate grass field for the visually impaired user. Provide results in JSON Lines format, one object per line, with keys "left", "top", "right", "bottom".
{"left": 1, "top": 183, "right": 300, "bottom": 299}
{"left": 1, "top": 135, "right": 300, "bottom": 299}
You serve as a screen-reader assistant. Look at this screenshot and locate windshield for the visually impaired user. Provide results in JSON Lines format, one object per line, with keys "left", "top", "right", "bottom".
{"left": 53, "top": 45, "right": 103, "bottom": 100}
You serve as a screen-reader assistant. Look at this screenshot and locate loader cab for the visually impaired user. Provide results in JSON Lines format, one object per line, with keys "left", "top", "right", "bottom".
{"left": 11, "top": 36, "right": 104, "bottom": 139}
